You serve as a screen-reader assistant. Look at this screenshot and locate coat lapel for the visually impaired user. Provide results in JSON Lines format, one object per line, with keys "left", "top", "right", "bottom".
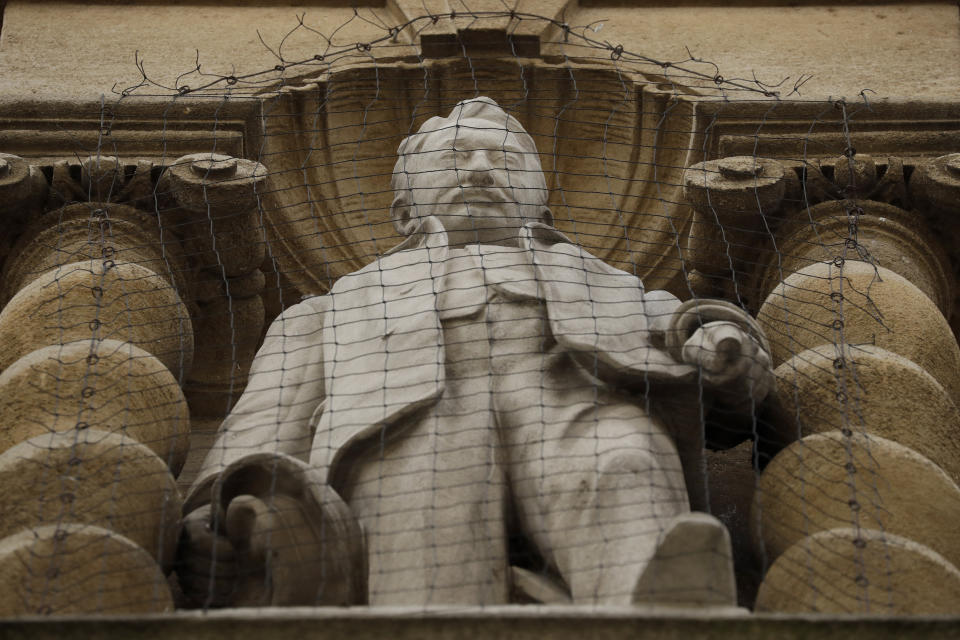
{"left": 522, "top": 223, "right": 694, "bottom": 381}
{"left": 312, "top": 220, "right": 448, "bottom": 486}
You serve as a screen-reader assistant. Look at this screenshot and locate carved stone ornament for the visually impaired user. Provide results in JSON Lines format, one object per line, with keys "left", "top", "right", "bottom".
{"left": 0, "top": 150, "right": 268, "bottom": 615}
{"left": 681, "top": 149, "right": 960, "bottom": 614}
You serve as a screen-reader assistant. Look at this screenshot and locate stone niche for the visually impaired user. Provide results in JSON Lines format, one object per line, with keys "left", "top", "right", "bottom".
{"left": 0, "top": 0, "right": 959, "bottom": 627}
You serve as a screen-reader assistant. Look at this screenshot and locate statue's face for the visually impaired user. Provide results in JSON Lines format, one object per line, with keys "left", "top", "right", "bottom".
{"left": 396, "top": 117, "right": 548, "bottom": 245}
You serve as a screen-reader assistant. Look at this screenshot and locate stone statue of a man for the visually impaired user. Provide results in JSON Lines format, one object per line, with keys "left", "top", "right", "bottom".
{"left": 180, "top": 97, "right": 773, "bottom": 608}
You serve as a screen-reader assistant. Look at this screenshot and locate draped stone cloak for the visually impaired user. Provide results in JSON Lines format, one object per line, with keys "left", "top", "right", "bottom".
{"left": 188, "top": 218, "right": 697, "bottom": 506}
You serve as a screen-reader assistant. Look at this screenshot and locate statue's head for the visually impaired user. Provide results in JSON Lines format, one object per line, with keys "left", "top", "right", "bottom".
{"left": 390, "top": 97, "right": 551, "bottom": 245}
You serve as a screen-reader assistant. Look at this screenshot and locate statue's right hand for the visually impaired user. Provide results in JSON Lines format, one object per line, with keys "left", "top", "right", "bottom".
{"left": 178, "top": 504, "right": 239, "bottom": 608}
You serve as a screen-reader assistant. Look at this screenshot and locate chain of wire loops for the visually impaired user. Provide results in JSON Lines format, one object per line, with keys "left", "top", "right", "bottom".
{"left": 117, "top": 10, "right": 787, "bottom": 99}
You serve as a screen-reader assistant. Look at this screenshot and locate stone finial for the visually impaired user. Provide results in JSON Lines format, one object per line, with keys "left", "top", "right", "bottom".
{"left": 190, "top": 153, "right": 239, "bottom": 178}
{"left": 683, "top": 156, "right": 786, "bottom": 214}
{"left": 0, "top": 153, "right": 37, "bottom": 208}
{"left": 910, "top": 152, "right": 960, "bottom": 215}
{"left": 833, "top": 153, "right": 877, "bottom": 194}
{"left": 681, "top": 156, "right": 787, "bottom": 279}
{"left": 161, "top": 153, "right": 267, "bottom": 277}
{"left": 717, "top": 156, "right": 765, "bottom": 180}
{"left": 164, "top": 152, "right": 267, "bottom": 215}
{"left": 80, "top": 155, "right": 124, "bottom": 200}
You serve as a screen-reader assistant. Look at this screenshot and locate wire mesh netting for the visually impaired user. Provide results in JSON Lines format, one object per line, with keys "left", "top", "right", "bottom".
{"left": 0, "top": 8, "right": 958, "bottom": 618}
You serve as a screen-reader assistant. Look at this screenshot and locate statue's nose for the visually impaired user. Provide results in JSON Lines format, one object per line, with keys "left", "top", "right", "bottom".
{"left": 458, "top": 167, "right": 495, "bottom": 187}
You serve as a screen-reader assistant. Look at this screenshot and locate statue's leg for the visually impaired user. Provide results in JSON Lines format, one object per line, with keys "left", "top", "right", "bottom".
{"left": 335, "top": 317, "right": 510, "bottom": 606}
{"left": 499, "top": 372, "right": 689, "bottom": 605}
{"left": 487, "top": 298, "right": 735, "bottom": 606}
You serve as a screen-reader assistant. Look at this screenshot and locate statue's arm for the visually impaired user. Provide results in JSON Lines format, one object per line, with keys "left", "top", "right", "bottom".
{"left": 179, "top": 295, "right": 332, "bottom": 607}
{"left": 665, "top": 298, "right": 775, "bottom": 408}
{"left": 641, "top": 288, "right": 684, "bottom": 347}
{"left": 185, "top": 295, "right": 330, "bottom": 511}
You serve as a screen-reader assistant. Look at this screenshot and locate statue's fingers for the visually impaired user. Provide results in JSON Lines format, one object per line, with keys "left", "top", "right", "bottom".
{"left": 181, "top": 515, "right": 238, "bottom": 561}
{"left": 177, "top": 534, "right": 240, "bottom": 607}
{"left": 704, "top": 349, "right": 752, "bottom": 387}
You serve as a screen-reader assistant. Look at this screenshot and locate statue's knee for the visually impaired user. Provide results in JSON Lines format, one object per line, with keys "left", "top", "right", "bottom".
{"left": 595, "top": 450, "right": 658, "bottom": 491}
{"left": 598, "top": 448, "right": 685, "bottom": 495}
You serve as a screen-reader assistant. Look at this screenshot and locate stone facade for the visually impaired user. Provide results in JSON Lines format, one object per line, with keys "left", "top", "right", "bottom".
{"left": 0, "top": 0, "right": 958, "bottom": 620}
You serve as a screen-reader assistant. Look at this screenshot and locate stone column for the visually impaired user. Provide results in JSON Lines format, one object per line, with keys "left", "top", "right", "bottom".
{"left": 683, "top": 155, "right": 788, "bottom": 303}
{"left": 0, "top": 154, "right": 194, "bottom": 615}
{"left": 681, "top": 156, "right": 790, "bottom": 604}
{"left": 161, "top": 153, "right": 267, "bottom": 417}
{"left": 742, "top": 152, "right": 960, "bottom": 614}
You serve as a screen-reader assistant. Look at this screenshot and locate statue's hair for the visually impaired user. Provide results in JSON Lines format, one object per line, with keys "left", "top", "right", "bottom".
{"left": 391, "top": 96, "right": 548, "bottom": 204}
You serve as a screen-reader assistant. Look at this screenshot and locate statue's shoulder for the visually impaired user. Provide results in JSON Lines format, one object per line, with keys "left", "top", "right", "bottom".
{"left": 329, "top": 248, "right": 435, "bottom": 294}
{"left": 286, "top": 294, "right": 332, "bottom": 316}
{"left": 523, "top": 222, "right": 641, "bottom": 282}
{"left": 263, "top": 294, "right": 332, "bottom": 342}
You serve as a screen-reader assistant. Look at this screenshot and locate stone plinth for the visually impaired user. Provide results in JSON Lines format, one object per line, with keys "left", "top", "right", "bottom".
{"left": 0, "top": 608, "right": 958, "bottom": 639}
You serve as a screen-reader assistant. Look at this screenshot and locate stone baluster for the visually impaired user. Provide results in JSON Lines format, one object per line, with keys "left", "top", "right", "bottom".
{"left": 161, "top": 153, "right": 267, "bottom": 417}
{"left": 0, "top": 154, "right": 194, "bottom": 615}
{"left": 680, "top": 155, "right": 793, "bottom": 603}
{"left": 910, "top": 153, "right": 960, "bottom": 334}
{"left": 741, "top": 152, "right": 960, "bottom": 614}
{"left": 682, "top": 155, "right": 788, "bottom": 302}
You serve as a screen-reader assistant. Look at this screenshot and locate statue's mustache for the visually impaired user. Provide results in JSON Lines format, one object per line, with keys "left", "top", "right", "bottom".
{"left": 412, "top": 183, "right": 542, "bottom": 199}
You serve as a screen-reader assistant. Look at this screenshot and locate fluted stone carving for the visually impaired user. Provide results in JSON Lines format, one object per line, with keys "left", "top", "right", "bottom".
{"left": 0, "top": 152, "right": 269, "bottom": 615}
{"left": 682, "top": 151, "right": 960, "bottom": 613}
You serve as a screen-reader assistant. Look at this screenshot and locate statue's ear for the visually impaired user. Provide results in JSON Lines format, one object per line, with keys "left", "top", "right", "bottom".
{"left": 390, "top": 194, "right": 415, "bottom": 235}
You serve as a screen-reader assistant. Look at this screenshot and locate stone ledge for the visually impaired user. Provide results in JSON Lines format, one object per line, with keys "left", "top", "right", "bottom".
{"left": 1, "top": 607, "right": 959, "bottom": 640}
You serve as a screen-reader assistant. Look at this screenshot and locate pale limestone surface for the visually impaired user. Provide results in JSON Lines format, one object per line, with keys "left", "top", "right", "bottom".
{"left": 754, "top": 528, "right": 960, "bottom": 615}
{"left": 0, "top": 2, "right": 956, "bottom": 101}
{"left": 183, "top": 97, "right": 774, "bottom": 608}
{"left": 0, "top": 260, "right": 195, "bottom": 377}
{"left": 0, "top": 339, "right": 191, "bottom": 473}
{"left": 756, "top": 200, "right": 953, "bottom": 315}
{"left": 0, "top": 431, "right": 182, "bottom": 572}
{"left": 773, "top": 344, "right": 960, "bottom": 483}
{"left": 0, "top": 202, "right": 190, "bottom": 304}
{"left": 757, "top": 261, "right": 960, "bottom": 406}
{"left": 0, "top": 524, "right": 173, "bottom": 617}
{"left": 566, "top": 3, "right": 959, "bottom": 99}
{"left": 753, "top": 431, "right": 960, "bottom": 572}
